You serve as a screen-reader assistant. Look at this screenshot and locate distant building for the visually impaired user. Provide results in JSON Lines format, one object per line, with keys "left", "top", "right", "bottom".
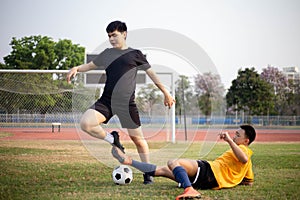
{"left": 282, "top": 66, "right": 300, "bottom": 82}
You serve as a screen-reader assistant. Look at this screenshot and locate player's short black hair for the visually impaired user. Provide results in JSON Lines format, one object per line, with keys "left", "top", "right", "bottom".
{"left": 106, "top": 21, "right": 127, "bottom": 33}
{"left": 240, "top": 124, "right": 256, "bottom": 145}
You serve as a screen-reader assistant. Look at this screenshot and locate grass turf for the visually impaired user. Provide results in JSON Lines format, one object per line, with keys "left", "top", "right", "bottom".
{"left": 0, "top": 137, "right": 299, "bottom": 200}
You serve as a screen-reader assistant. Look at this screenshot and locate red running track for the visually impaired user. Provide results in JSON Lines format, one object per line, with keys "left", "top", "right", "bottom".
{"left": 1, "top": 127, "right": 299, "bottom": 142}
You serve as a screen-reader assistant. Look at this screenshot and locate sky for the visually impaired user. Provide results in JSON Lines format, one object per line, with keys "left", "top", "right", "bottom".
{"left": 1, "top": 0, "right": 300, "bottom": 89}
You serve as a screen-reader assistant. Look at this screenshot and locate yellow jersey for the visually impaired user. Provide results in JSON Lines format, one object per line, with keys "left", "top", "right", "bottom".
{"left": 208, "top": 145, "right": 254, "bottom": 189}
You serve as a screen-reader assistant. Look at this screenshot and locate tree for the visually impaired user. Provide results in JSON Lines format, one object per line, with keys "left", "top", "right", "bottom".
{"left": 175, "top": 76, "right": 196, "bottom": 114}
{"left": 194, "top": 72, "right": 225, "bottom": 117}
{"left": 260, "top": 65, "right": 289, "bottom": 115}
{"left": 3, "top": 35, "right": 84, "bottom": 70}
{"left": 0, "top": 35, "right": 85, "bottom": 115}
{"left": 0, "top": 62, "right": 6, "bottom": 69}
{"left": 226, "top": 67, "right": 274, "bottom": 116}
{"left": 54, "top": 39, "right": 85, "bottom": 70}
{"left": 289, "top": 78, "right": 300, "bottom": 115}
{"left": 0, "top": 72, "right": 66, "bottom": 115}
{"left": 136, "top": 84, "right": 163, "bottom": 115}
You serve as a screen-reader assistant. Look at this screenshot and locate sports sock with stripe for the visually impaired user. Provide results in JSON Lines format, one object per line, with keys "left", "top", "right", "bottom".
{"left": 173, "top": 166, "right": 192, "bottom": 189}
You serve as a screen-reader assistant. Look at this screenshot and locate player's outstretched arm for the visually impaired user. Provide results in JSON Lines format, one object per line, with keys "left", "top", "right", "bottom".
{"left": 67, "top": 61, "right": 97, "bottom": 83}
{"left": 219, "top": 132, "right": 249, "bottom": 163}
{"left": 145, "top": 68, "right": 175, "bottom": 108}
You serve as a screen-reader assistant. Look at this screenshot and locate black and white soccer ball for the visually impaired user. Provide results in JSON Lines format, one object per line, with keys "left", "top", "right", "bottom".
{"left": 112, "top": 165, "right": 133, "bottom": 185}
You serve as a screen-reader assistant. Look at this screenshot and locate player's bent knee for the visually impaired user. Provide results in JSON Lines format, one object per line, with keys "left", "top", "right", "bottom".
{"left": 80, "top": 118, "right": 91, "bottom": 133}
{"left": 167, "top": 159, "right": 178, "bottom": 170}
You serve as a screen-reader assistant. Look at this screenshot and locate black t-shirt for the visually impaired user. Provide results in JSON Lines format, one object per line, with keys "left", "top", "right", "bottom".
{"left": 93, "top": 48, "right": 151, "bottom": 104}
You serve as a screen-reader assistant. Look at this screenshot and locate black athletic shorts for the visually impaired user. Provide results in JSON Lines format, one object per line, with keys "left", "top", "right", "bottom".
{"left": 91, "top": 98, "right": 141, "bottom": 129}
{"left": 189, "top": 160, "right": 219, "bottom": 189}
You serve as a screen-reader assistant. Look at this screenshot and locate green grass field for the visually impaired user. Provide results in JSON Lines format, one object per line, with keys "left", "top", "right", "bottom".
{"left": 0, "top": 132, "right": 299, "bottom": 200}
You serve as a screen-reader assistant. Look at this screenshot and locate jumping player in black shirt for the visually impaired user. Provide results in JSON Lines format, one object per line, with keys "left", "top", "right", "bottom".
{"left": 67, "top": 21, "right": 175, "bottom": 184}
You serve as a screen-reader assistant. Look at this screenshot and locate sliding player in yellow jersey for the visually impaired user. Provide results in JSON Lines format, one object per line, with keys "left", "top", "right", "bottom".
{"left": 112, "top": 124, "right": 256, "bottom": 200}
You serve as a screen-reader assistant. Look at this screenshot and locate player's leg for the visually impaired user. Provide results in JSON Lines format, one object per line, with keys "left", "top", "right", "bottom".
{"left": 80, "top": 109, "right": 124, "bottom": 151}
{"left": 80, "top": 109, "right": 107, "bottom": 139}
{"left": 154, "top": 166, "right": 175, "bottom": 180}
{"left": 111, "top": 146, "right": 200, "bottom": 199}
{"left": 167, "top": 159, "right": 201, "bottom": 200}
{"left": 117, "top": 103, "right": 149, "bottom": 162}
{"left": 127, "top": 127, "right": 150, "bottom": 163}
{"left": 111, "top": 146, "right": 174, "bottom": 180}
{"left": 127, "top": 127, "right": 153, "bottom": 184}
{"left": 167, "top": 158, "right": 199, "bottom": 177}
{"left": 167, "top": 158, "right": 198, "bottom": 188}
{"left": 117, "top": 102, "right": 152, "bottom": 183}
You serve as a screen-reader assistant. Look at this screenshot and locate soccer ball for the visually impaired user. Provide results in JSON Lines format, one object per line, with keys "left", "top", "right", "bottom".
{"left": 112, "top": 165, "right": 133, "bottom": 185}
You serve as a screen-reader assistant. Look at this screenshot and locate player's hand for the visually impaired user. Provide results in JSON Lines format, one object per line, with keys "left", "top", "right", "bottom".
{"left": 219, "top": 132, "right": 231, "bottom": 142}
{"left": 164, "top": 94, "right": 176, "bottom": 109}
{"left": 66, "top": 67, "right": 79, "bottom": 84}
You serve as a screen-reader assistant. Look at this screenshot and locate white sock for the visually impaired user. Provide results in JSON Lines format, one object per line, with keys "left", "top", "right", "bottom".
{"left": 104, "top": 132, "right": 114, "bottom": 144}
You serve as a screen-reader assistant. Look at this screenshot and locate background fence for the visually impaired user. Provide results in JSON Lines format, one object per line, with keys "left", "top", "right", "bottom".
{"left": 1, "top": 113, "right": 299, "bottom": 128}
{"left": 1, "top": 70, "right": 299, "bottom": 129}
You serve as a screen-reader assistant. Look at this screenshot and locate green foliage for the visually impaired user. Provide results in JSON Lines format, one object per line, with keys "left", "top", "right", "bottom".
{"left": 226, "top": 67, "right": 275, "bottom": 115}
{"left": 136, "top": 84, "right": 163, "bottom": 114}
{"left": 3, "top": 35, "right": 85, "bottom": 70}
{"left": 175, "top": 75, "right": 199, "bottom": 116}
{"left": 0, "top": 72, "right": 75, "bottom": 114}
{"left": 54, "top": 39, "right": 85, "bottom": 70}
{"left": 0, "top": 35, "right": 85, "bottom": 114}
{"left": 0, "top": 62, "right": 6, "bottom": 69}
{"left": 261, "top": 65, "right": 290, "bottom": 115}
{"left": 290, "top": 79, "right": 300, "bottom": 115}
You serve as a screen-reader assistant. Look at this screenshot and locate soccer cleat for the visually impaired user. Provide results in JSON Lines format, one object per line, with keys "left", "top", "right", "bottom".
{"left": 143, "top": 173, "right": 154, "bottom": 185}
{"left": 110, "top": 131, "right": 125, "bottom": 153}
{"left": 175, "top": 187, "right": 201, "bottom": 200}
